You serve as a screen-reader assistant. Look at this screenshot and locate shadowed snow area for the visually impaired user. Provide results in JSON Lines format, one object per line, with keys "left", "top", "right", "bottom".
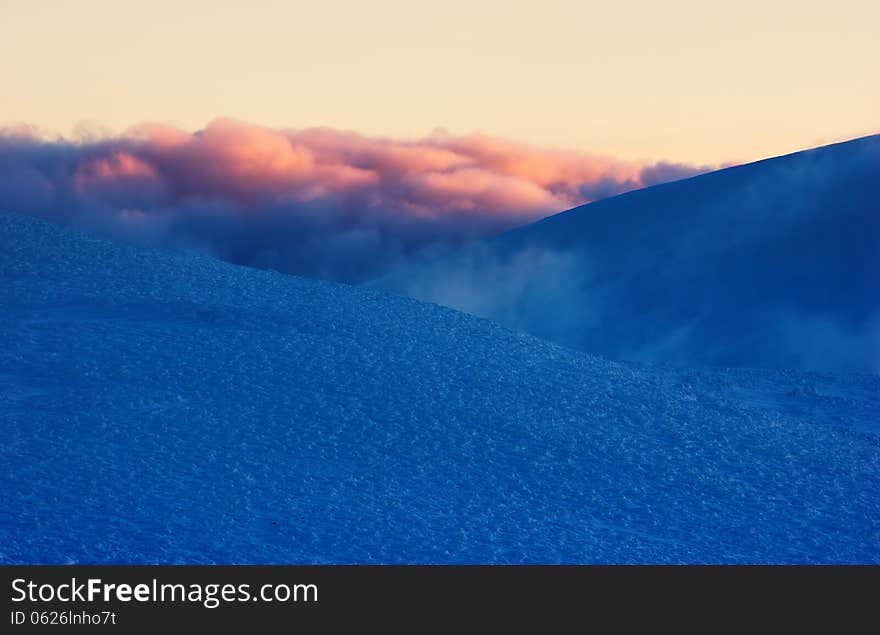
{"left": 1, "top": 212, "right": 878, "bottom": 563}
{"left": 380, "top": 135, "right": 880, "bottom": 372}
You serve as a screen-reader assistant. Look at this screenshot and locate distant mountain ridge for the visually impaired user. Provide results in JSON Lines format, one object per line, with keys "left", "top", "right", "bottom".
{"left": 380, "top": 135, "right": 880, "bottom": 372}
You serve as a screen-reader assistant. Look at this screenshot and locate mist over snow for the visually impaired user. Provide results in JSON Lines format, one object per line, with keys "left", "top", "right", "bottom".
{"left": 379, "top": 135, "right": 880, "bottom": 373}
{"left": 0, "top": 118, "right": 713, "bottom": 282}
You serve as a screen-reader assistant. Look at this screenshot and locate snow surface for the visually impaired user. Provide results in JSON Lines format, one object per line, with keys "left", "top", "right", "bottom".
{"left": 1, "top": 212, "right": 878, "bottom": 563}
{"left": 380, "top": 135, "right": 880, "bottom": 373}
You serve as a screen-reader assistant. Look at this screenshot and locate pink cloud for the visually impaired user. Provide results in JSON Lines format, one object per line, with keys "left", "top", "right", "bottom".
{"left": 0, "top": 117, "right": 718, "bottom": 281}
{"left": 400, "top": 168, "right": 564, "bottom": 216}
{"left": 76, "top": 151, "right": 156, "bottom": 183}
{"left": 434, "top": 134, "right": 643, "bottom": 198}
{"left": 291, "top": 128, "right": 471, "bottom": 175}
{"left": 61, "top": 117, "right": 709, "bottom": 214}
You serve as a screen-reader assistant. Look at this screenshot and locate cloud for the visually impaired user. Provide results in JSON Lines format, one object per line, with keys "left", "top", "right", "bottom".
{"left": 376, "top": 134, "right": 880, "bottom": 372}
{"left": 0, "top": 118, "right": 714, "bottom": 282}
{"left": 639, "top": 161, "right": 712, "bottom": 186}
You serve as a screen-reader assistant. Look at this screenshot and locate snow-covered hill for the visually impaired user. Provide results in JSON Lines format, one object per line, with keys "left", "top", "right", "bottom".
{"left": 1, "top": 212, "right": 877, "bottom": 563}
{"left": 380, "top": 135, "right": 880, "bottom": 372}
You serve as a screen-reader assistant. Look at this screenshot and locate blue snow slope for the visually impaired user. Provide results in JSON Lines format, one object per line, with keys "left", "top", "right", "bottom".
{"left": 379, "top": 135, "right": 880, "bottom": 372}
{"left": 1, "top": 212, "right": 878, "bottom": 564}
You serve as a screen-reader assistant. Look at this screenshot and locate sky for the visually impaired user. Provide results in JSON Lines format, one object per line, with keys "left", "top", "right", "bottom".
{"left": 2, "top": 0, "right": 877, "bottom": 165}
{"left": 1, "top": 1, "right": 876, "bottom": 284}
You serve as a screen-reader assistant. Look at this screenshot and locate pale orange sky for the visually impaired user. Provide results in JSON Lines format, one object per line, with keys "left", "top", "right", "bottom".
{"left": 1, "top": 0, "right": 877, "bottom": 164}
